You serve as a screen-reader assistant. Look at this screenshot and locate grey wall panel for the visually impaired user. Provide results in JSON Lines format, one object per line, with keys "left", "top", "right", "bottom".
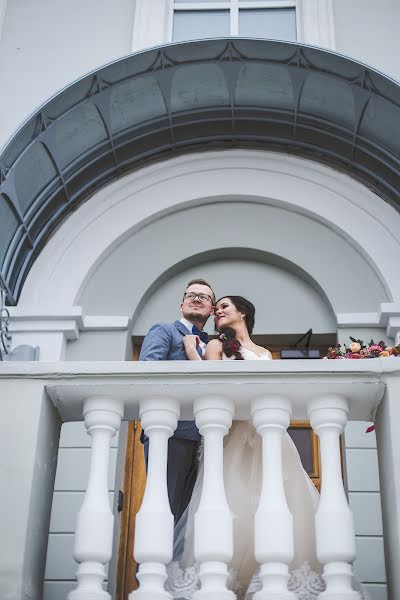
{"left": 345, "top": 422, "right": 377, "bottom": 449}
{"left": 49, "top": 492, "right": 114, "bottom": 533}
{"left": 44, "top": 534, "right": 76, "bottom": 580}
{"left": 363, "top": 584, "right": 388, "bottom": 600}
{"left": 349, "top": 493, "right": 383, "bottom": 536}
{"left": 44, "top": 581, "right": 76, "bottom": 600}
{"left": 60, "top": 421, "right": 119, "bottom": 448}
{"left": 354, "top": 537, "right": 386, "bottom": 583}
{"left": 346, "top": 449, "right": 380, "bottom": 492}
{"left": 54, "top": 448, "right": 117, "bottom": 491}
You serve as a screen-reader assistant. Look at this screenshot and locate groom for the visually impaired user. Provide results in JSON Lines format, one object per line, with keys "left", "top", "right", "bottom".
{"left": 140, "top": 278, "right": 215, "bottom": 522}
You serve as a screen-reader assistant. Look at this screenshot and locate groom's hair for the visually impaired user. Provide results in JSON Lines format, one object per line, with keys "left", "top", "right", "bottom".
{"left": 185, "top": 278, "right": 215, "bottom": 303}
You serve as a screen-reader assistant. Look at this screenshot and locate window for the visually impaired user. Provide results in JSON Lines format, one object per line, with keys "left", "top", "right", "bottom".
{"left": 131, "top": 0, "right": 335, "bottom": 53}
{"left": 172, "top": 1, "right": 297, "bottom": 43}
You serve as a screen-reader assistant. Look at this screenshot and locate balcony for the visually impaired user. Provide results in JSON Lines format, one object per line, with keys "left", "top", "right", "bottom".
{"left": 2, "top": 358, "right": 399, "bottom": 599}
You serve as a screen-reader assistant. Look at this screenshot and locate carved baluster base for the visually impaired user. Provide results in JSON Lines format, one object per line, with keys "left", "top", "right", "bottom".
{"left": 253, "top": 563, "right": 296, "bottom": 600}
{"left": 193, "top": 562, "right": 235, "bottom": 600}
{"left": 319, "top": 562, "right": 361, "bottom": 599}
{"left": 68, "top": 562, "right": 110, "bottom": 600}
{"left": 130, "top": 563, "right": 171, "bottom": 600}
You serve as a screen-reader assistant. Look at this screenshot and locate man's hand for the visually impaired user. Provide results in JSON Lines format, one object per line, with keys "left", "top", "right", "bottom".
{"left": 183, "top": 335, "right": 202, "bottom": 360}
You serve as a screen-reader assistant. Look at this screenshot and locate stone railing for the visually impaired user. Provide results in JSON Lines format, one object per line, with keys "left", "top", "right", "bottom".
{"left": 39, "top": 359, "right": 392, "bottom": 600}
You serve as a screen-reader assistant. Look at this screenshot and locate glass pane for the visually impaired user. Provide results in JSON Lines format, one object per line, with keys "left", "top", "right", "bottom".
{"left": 288, "top": 428, "right": 314, "bottom": 474}
{"left": 175, "top": 1, "right": 227, "bottom": 3}
{"left": 239, "top": 8, "right": 296, "bottom": 41}
{"left": 173, "top": 10, "right": 230, "bottom": 42}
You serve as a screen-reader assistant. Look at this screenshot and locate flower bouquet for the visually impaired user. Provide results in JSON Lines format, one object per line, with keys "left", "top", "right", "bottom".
{"left": 324, "top": 337, "right": 400, "bottom": 432}
{"left": 324, "top": 338, "right": 400, "bottom": 360}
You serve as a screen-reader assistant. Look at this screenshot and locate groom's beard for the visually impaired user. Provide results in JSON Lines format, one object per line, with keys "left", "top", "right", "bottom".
{"left": 186, "top": 312, "right": 208, "bottom": 326}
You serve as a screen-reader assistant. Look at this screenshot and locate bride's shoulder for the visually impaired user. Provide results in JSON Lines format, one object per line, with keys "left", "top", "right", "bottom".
{"left": 204, "top": 338, "right": 223, "bottom": 359}
{"left": 253, "top": 344, "right": 273, "bottom": 359}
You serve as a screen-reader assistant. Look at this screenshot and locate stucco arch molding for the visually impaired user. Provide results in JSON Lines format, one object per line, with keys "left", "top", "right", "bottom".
{"left": 16, "top": 151, "right": 400, "bottom": 323}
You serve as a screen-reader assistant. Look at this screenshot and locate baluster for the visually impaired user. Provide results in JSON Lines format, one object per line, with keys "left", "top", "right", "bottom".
{"left": 251, "top": 396, "right": 296, "bottom": 600}
{"left": 131, "top": 397, "right": 179, "bottom": 600}
{"left": 69, "top": 396, "right": 124, "bottom": 600}
{"left": 193, "top": 395, "right": 235, "bottom": 600}
{"left": 309, "top": 395, "right": 360, "bottom": 599}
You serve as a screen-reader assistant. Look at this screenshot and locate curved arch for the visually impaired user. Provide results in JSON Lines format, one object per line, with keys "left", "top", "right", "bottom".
{"left": 2, "top": 38, "right": 400, "bottom": 302}
{"left": 129, "top": 246, "right": 337, "bottom": 333}
{"left": 18, "top": 151, "right": 397, "bottom": 317}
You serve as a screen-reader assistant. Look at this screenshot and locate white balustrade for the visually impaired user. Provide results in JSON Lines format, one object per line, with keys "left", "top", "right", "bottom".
{"left": 251, "top": 396, "right": 296, "bottom": 600}
{"left": 193, "top": 395, "right": 235, "bottom": 600}
{"left": 69, "top": 396, "right": 124, "bottom": 600}
{"left": 309, "top": 395, "right": 360, "bottom": 599}
{"left": 36, "top": 360, "right": 387, "bottom": 599}
{"left": 131, "top": 397, "right": 179, "bottom": 600}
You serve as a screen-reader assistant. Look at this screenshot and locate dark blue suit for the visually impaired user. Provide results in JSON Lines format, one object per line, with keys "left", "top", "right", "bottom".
{"left": 140, "top": 320, "right": 201, "bottom": 522}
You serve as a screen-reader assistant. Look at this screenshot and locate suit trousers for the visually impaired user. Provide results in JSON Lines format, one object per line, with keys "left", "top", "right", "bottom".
{"left": 144, "top": 435, "right": 199, "bottom": 524}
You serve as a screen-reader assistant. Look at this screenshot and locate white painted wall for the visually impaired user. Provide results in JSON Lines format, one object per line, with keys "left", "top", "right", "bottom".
{"left": 332, "top": 0, "right": 400, "bottom": 82}
{"left": 345, "top": 422, "right": 387, "bottom": 600}
{"left": 0, "top": 380, "right": 61, "bottom": 600}
{"left": 44, "top": 422, "right": 119, "bottom": 600}
{"left": 0, "top": 0, "right": 135, "bottom": 147}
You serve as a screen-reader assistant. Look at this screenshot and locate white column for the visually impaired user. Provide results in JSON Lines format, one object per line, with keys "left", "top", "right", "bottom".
{"left": 251, "top": 396, "right": 296, "bottom": 600}
{"left": 131, "top": 0, "right": 170, "bottom": 51}
{"left": 375, "top": 378, "right": 400, "bottom": 599}
{"left": 193, "top": 396, "right": 235, "bottom": 600}
{"left": 309, "top": 395, "right": 360, "bottom": 599}
{"left": 69, "top": 396, "right": 124, "bottom": 600}
{"left": 299, "top": 0, "right": 335, "bottom": 49}
{"left": 0, "top": 0, "right": 7, "bottom": 42}
{"left": 131, "top": 397, "right": 179, "bottom": 600}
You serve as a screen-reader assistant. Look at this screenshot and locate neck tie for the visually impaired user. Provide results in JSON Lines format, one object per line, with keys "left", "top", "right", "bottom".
{"left": 192, "top": 325, "right": 209, "bottom": 344}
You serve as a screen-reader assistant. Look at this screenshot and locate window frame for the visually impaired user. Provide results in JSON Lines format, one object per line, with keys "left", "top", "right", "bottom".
{"left": 169, "top": 0, "right": 299, "bottom": 40}
{"left": 131, "top": 0, "right": 335, "bottom": 52}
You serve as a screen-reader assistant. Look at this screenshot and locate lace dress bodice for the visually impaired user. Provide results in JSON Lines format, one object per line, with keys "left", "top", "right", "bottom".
{"left": 222, "top": 347, "right": 272, "bottom": 361}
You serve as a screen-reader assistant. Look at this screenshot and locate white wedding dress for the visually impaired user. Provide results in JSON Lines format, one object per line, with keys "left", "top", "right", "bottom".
{"left": 165, "top": 349, "right": 365, "bottom": 599}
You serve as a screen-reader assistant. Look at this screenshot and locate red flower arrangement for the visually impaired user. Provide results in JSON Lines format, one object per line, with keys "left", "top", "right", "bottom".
{"left": 324, "top": 337, "right": 400, "bottom": 360}
{"left": 324, "top": 337, "right": 400, "bottom": 432}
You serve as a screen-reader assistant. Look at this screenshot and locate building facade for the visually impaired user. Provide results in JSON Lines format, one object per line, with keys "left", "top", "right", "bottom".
{"left": 1, "top": 1, "right": 400, "bottom": 600}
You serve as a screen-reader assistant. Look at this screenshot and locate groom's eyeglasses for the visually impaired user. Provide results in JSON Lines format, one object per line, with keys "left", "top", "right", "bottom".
{"left": 183, "top": 292, "right": 213, "bottom": 303}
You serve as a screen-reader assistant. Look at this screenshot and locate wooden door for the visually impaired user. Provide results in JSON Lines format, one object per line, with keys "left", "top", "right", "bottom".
{"left": 115, "top": 421, "right": 146, "bottom": 599}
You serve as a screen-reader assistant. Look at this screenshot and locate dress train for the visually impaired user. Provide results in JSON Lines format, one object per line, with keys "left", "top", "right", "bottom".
{"left": 165, "top": 350, "right": 368, "bottom": 599}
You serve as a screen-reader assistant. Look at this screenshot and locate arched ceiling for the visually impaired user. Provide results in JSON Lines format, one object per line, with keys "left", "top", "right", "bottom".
{"left": 1, "top": 38, "right": 400, "bottom": 303}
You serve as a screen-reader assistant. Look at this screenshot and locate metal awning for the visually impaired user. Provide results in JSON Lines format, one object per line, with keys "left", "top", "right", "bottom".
{"left": 1, "top": 38, "right": 400, "bottom": 303}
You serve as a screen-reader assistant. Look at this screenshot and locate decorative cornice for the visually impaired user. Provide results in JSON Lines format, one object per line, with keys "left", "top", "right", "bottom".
{"left": 7, "top": 307, "right": 130, "bottom": 341}
{"left": 337, "top": 303, "right": 400, "bottom": 344}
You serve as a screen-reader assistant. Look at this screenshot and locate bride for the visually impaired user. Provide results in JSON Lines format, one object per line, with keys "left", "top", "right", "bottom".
{"left": 165, "top": 295, "right": 360, "bottom": 599}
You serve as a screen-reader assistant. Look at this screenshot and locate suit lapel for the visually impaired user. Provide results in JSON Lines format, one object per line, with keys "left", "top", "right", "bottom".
{"left": 174, "top": 320, "right": 203, "bottom": 358}
{"left": 174, "top": 320, "right": 191, "bottom": 336}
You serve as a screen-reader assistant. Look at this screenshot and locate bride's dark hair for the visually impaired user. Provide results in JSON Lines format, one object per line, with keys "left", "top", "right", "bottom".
{"left": 216, "top": 296, "right": 255, "bottom": 360}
